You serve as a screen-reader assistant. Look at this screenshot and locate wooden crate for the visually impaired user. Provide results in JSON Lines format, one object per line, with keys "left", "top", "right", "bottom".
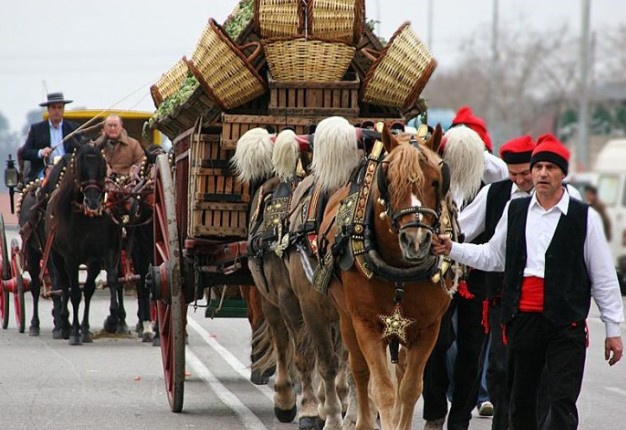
{"left": 268, "top": 72, "right": 360, "bottom": 116}
{"left": 220, "top": 113, "right": 407, "bottom": 150}
{"left": 188, "top": 132, "right": 251, "bottom": 239}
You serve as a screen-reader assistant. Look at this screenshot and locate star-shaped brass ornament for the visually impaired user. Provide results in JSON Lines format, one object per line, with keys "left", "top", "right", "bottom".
{"left": 378, "top": 305, "right": 415, "bottom": 344}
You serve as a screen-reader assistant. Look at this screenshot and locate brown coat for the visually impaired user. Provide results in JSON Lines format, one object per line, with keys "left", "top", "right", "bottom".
{"left": 95, "top": 129, "right": 145, "bottom": 176}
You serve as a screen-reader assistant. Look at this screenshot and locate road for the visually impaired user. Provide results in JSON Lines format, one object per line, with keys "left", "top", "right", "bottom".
{"left": 1, "top": 226, "right": 625, "bottom": 429}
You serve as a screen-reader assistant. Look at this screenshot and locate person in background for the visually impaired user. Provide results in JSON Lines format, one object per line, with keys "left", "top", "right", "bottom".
{"left": 20, "top": 92, "right": 81, "bottom": 182}
{"left": 432, "top": 134, "right": 624, "bottom": 430}
{"left": 584, "top": 184, "right": 611, "bottom": 241}
{"left": 94, "top": 114, "right": 145, "bottom": 177}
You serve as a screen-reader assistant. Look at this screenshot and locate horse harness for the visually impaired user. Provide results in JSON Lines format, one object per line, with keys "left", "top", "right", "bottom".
{"left": 313, "top": 135, "right": 459, "bottom": 293}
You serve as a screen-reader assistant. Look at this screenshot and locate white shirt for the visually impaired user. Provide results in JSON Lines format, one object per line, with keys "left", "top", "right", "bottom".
{"left": 459, "top": 182, "right": 583, "bottom": 243}
{"left": 483, "top": 151, "right": 508, "bottom": 184}
{"left": 449, "top": 188, "right": 624, "bottom": 337}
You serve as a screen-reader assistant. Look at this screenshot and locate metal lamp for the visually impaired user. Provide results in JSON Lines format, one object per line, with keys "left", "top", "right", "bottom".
{"left": 5, "top": 154, "right": 19, "bottom": 213}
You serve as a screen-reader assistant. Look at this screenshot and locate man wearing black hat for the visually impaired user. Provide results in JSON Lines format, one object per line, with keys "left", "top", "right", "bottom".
{"left": 20, "top": 92, "right": 81, "bottom": 182}
{"left": 432, "top": 134, "right": 624, "bottom": 430}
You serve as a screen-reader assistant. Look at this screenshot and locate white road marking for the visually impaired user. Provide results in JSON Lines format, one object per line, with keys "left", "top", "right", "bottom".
{"left": 187, "top": 317, "right": 275, "bottom": 401}
{"left": 186, "top": 349, "right": 268, "bottom": 430}
{"left": 605, "top": 386, "right": 626, "bottom": 396}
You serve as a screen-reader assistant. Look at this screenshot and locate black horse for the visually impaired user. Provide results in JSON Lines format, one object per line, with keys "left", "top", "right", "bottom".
{"left": 44, "top": 144, "right": 123, "bottom": 345}
{"left": 18, "top": 157, "right": 70, "bottom": 337}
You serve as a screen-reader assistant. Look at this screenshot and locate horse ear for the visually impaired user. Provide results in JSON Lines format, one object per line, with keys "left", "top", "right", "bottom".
{"left": 381, "top": 122, "right": 398, "bottom": 154}
{"left": 427, "top": 124, "right": 443, "bottom": 153}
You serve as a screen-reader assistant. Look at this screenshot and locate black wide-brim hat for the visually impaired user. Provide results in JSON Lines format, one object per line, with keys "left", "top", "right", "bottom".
{"left": 39, "top": 92, "right": 73, "bottom": 107}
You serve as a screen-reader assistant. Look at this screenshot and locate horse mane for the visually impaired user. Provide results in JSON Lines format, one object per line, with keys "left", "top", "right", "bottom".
{"left": 386, "top": 142, "right": 440, "bottom": 210}
{"left": 311, "top": 116, "right": 360, "bottom": 192}
{"left": 272, "top": 129, "right": 299, "bottom": 182}
{"left": 231, "top": 127, "right": 274, "bottom": 183}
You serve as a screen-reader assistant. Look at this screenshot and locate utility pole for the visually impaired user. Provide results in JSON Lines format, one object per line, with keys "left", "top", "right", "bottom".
{"left": 427, "top": 0, "right": 434, "bottom": 49}
{"left": 578, "top": 0, "right": 591, "bottom": 171}
{"left": 488, "top": 0, "right": 500, "bottom": 151}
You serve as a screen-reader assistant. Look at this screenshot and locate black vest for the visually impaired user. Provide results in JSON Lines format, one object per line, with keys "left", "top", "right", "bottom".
{"left": 502, "top": 197, "right": 591, "bottom": 326}
{"left": 483, "top": 180, "right": 514, "bottom": 297}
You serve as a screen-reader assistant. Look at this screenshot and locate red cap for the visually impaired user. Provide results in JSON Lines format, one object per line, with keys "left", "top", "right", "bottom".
{"left": 530, "top": 134, "right": 570, "bottom": 175}
{"left": 499, "top": 135, "right": 536, "bottom": 164}
{"left": 451, "top": 106, "right": 492, "bottom": 152}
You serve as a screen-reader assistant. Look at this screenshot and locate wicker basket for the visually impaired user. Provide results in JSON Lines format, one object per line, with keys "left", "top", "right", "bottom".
{"left": 150, "top": 59, "right": 189, "bottom": 108}
{"left": 361, "top": 22, "right": 436, "bottom": 110}
{"left": 263, "top": 36, "right": 355, "bottom": 82}
{"left": 254, "top": 0, "right": 305, "bottom": 38}
{"left": 186, "top": 18, "right": 266, "bottom": 110}
{"left": 307, "top": 0, "right": 365, "bottom": 45}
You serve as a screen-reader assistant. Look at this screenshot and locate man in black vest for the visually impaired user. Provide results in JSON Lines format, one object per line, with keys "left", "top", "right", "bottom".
{"left": 456, "top": 135, "right": 537, "bottom": 429}
{"left": 432, "top": 134, "right": 624, "bottom": 430}
{"left": 20, "top": 92, "right": 81, "bottom": 182}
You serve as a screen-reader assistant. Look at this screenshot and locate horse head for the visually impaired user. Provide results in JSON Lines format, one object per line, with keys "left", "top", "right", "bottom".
{"left": 73, "top": 143, "right": 107, "bottom": 216}
{"left": 374, "top": 123, "right": 446, "bottom": 263}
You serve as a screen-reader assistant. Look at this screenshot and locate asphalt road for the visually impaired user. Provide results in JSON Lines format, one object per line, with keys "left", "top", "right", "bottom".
{"left": 1, "top": 225, "right": 625, "bottom": 429}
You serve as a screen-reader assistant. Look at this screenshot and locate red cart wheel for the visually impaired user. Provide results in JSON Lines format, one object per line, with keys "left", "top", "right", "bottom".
{"left": 153, "top": 154, "right": 185, "bottom": 413}
{"left": 1, "top": 213, "right": 10, "bottom": 329}
{"left": 11, "top": 238, "right": 26, "bottom": 333}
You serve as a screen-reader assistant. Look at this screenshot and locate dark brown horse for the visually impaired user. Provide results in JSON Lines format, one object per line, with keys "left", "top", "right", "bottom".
{"left": 44, "top": 144, "right": 122, "bottom": 345}
{"left": 317, "top": 124, "right": 459, "bottom": 429}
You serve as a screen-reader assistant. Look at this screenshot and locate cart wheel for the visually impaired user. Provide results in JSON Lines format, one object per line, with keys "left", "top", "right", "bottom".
{"left": 153, "top": 154, "right": 185, "bottom": 413}
{"left": 0, "top": 213, "right": 10, "bottom": 329}
{"left": 11, "top": 239, "right": 25, "bottom": 334}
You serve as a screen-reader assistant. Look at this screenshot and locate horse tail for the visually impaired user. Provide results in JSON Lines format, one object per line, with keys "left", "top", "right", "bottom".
{"left": 442, "top": 125, "right": 485, "bottom": 205}
{"left": 231, "top": 127, "right": 274, "bottom": 183}
{"left": 250, "top": 317, "right": 278, "bottom": 376}
{"left": 272, "top": 129, "right": 299, "bottom": 182}
{"left": 311, "top": 116, "right": 360, "bottom": 192}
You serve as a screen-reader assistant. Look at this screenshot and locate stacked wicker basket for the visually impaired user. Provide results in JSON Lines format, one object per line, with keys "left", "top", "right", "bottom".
{"left": 147, "top": 0, "right": 438, "bottom": 239}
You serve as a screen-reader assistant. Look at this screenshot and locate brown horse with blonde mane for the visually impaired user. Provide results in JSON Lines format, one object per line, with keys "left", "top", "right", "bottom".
{"left": 316, "top": 123, "right": 460, "bottom": 429}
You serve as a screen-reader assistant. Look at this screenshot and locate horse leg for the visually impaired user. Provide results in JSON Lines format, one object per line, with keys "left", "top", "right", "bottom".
{"left": 27, "top": 247, "right": 42, "bottom": 336}
{"left": 260, "top": 296, "right": 298, "bottom": 423}
{"left": 396, "top": 325, "right": 441, "bottom": 430}
{"left": 301, "top": 303, "right": 343, "bottom": 430}
{"left": 80, "top": 263, "right": 99, "bottom": 343}
{"left": 49, "top": 254, "right": 70, "bottom": 340}
{"left": 103, "top": 257, "right": 122, "bottom": 333}
{"left": 243, "top": 284, "right": 275, "bottom": 384}
{"left": 338, "top": 312, "right": 376, "bottom": 430}
{"left": 352, "top": 316, "right": 397, "bottom": 429}
{"left": 280, "top": 290, "right": 322, "bottom": 430}
{"left": 115, "top": 281, "right": 129, "bottom": 334}
{"left": 67, "top": 264, "right": 83, "bottom": 346}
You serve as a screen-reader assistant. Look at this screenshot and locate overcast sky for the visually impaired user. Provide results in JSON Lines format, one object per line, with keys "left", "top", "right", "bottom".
{"left": 0, "top": 0, "right": 623, "bottom": 133}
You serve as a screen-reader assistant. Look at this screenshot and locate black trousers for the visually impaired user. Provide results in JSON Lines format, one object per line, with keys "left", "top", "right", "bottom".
{"left": 486, "top": 299, "right": 510, "bottom": 430}
{"left": 423, "top": 294, "right": 487, "bottom": 430}
{"left": 507, "top": 313, "right": 586, "bottom": 430}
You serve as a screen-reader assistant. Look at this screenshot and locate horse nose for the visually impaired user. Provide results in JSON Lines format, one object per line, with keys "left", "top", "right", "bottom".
{"left": 399, "top": 230, "right": 415, "bottom": 250}
{"left": 420, "top": 230, "right": 433, "bottom": 248}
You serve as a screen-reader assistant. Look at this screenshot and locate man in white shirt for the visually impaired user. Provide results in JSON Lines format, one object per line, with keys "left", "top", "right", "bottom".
{"left": 432, "top": 134, "right": 624, "bottom": 430}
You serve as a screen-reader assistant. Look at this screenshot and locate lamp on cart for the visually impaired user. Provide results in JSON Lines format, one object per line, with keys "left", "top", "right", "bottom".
{"left": 4, "top": 155, "right": 19, "bottom": 214}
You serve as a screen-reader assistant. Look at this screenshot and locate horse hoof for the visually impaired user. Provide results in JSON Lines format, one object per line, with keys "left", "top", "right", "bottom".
{"left": 82, "top": 331, "right": 93, "bottom": 343}
{"left": 116, "top": 322, "right": 130, "bottom": 335}
{"left": 299, "top": 416, "right": 322, "bottom": 430}
{"left": 250, "top": 370, "right": 270, "bottom": 385}
{"left": 69, "top": 335, "right": 82, "bottom": 346}
{"left": 29, "top": 325, "right": 40, "bottom": 337}
{"left": 103, "top": 316, "right": 117, "bottom": 333}
{"left": 62, "top": 329, "right": 71, "bottom": 340}
{"left": 141, "top": 332, "right": 153, "bottom": 343}
{"left": 274, "top": 405, "right": 297, "bottom": 423}
{"left": 135, "top": 321, "right": 142, "bottom": 334}
{"left": 152, "top": 336, "right": 160, "bottom": 347}
{"left": 52, "top": 329, "right": 63, "bottom": 340}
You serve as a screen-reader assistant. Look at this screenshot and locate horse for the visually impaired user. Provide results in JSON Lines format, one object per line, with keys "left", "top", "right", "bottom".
{"left": 316, "top": 123, "right": 461, "bottom": 429}
{"left": 44, "top": 143, "right": 122, "bottom": 345}
{"left": 17, "top": 157, "right": 71, "bottom": 337}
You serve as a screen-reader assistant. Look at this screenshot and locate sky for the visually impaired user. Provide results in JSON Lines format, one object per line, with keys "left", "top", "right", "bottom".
{"left": 1, "top": 0, "right": 624, "bottom": 134}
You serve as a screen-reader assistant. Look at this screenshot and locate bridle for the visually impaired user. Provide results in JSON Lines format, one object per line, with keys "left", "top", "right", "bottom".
{"left": 375, "top": 138, "right": 450, "bottom": 236}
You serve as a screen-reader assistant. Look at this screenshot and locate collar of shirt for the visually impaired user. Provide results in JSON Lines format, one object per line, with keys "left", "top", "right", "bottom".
{"left": 48, "top": 119, "right": 63, "bottom": 130}
{"left": 529, "top": 186, "right": 570, "bottom": 215}
{"left": 510, "top": 182, "right": 531, "bottom": 198}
